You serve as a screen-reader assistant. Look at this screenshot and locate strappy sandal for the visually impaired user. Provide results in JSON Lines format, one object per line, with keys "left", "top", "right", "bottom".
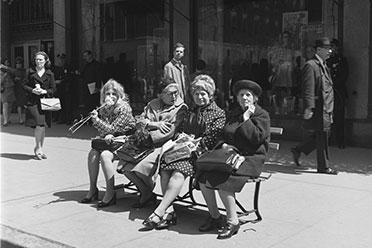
{"left": 142, "top": 212, "right": 162, "bottom": 230}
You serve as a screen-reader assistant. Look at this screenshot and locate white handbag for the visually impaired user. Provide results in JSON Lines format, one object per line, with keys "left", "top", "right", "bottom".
{"left": 40, "top": 98, "right": 61, "bottom": 111}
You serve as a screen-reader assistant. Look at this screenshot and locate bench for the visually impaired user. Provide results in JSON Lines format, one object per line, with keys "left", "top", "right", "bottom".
{"left": 114, "top": 126, "right": 283, "bottom": 225}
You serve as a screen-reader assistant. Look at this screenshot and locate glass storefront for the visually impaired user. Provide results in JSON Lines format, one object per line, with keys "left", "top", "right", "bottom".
{"left": 197, "top": 0, "right": 324, "bottom": 115}
{"left": 99, "top": 0, "right": 170, "bottom": 111}
{"left": 97, "top": 0, "right": 331, "bottom": 115}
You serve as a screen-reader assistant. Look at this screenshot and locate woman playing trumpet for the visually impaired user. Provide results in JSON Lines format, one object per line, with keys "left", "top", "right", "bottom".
{"left": 80, "top": 79, "right": 136, "bottom": 207}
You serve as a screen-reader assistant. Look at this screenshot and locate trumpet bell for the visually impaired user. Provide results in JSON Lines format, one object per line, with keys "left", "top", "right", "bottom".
{"left": 68, "top": 115, "right": 91, "bottom": 134}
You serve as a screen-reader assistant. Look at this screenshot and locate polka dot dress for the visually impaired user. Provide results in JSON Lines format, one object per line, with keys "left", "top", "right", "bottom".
{"left": 160, "top": 101, "right": 226, "bottom": 177}
{"left": 161, "top": 159, "right": 194, "bottom": 177}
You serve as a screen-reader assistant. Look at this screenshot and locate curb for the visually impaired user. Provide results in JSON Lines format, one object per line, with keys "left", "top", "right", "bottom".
{"left": 1, "top": 225, "right": 75, "bottom": 248}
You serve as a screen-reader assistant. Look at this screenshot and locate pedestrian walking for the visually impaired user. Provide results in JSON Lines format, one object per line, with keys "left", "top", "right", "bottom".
{"left": 24, "top": 51, "right": 56, "bottom": 160}
{"left": 291, "top": 37, "right": 338, "bottom": 174}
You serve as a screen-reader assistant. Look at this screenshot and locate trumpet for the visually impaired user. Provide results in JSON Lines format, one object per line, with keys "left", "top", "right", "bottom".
{"left": 68, "top": 103, "right": 107, "bottom": 134}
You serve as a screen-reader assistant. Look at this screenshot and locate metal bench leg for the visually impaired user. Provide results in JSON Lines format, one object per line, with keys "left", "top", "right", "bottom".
{"left": 188, "top": 176, "right": 197, "bottom": 205}
{"left": 253, "top": 181, "right": 262, "bottom": 222}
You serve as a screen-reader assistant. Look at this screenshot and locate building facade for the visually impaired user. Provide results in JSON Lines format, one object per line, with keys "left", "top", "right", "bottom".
{"left": 1, "top": 0, "right": 372, "bottom": 147}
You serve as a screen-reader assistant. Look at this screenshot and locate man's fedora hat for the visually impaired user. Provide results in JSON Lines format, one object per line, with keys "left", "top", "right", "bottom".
{"left": 233, "top": 80, "right": 262, "bottom": 97}
{"left": 313, "top": 37, "right": 332, "bottom": 48}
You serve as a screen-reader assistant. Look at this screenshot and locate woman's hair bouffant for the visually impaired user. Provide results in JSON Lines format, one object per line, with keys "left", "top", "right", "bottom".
{"left": 34, "top": 51, "right": 52, "bottom": 69}
{"left": 190, "top": 74, "right": 216, "bottom": 97}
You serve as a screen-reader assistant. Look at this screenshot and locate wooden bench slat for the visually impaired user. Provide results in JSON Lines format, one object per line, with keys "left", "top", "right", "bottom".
{"left": 270, "top": 127, "right": 283, "bottom": 135}
{"left": 269, "top": 142, "right": 280, "bottom": 150}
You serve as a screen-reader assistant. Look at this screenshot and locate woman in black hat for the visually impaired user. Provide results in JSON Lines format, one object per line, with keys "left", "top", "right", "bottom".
{"left": 197, "top": 79, "right": 271, "bottom": 239}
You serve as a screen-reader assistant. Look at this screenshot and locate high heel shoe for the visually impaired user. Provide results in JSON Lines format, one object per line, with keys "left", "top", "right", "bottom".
{"left": 217, "top": 222, "right": 240, "bottom": 239}
{"left": 34, "top": 148, "right": 43, "bottom": 160}
{"left": 80, "top": 188, "right": 99, "bottom": 204}
{"left": 97, "top": 193, "right": 117, "bottom": 208}
{"left": 155, "top": 211, "right": 177, "bottom": 230}
{"left": 132, "top": 193, "right": 157, "bottom": 208}
{"left": 142, "top": 212, "right": 162, "bottom": 230}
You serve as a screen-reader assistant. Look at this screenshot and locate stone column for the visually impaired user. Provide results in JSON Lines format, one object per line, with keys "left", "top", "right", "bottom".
{"left": 53, "top": 0, "right": 67, "bottom": 59}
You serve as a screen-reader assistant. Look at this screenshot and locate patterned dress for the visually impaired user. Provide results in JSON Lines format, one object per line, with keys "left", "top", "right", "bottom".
{"left": 161, "top": 101, "right": 226, "bottom": 177}
{"left": 93, "top": 99, "right": 136, "bottom": 138}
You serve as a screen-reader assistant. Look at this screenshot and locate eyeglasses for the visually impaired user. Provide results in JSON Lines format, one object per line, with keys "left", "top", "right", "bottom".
{"left": 163, "top": 91, "right": 179, "bottom": 97}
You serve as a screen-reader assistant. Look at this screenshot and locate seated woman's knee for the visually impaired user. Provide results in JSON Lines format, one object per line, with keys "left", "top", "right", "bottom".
{"left": 171, "top": 170, "right": 185, "bottom": 181}
{"left": 100, "top": 150, "right": 113, "bottom": 161}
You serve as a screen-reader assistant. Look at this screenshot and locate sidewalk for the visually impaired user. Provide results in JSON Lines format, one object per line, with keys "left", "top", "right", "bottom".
{"left": 1, "top": 119, "right": 372, "bottom": 248}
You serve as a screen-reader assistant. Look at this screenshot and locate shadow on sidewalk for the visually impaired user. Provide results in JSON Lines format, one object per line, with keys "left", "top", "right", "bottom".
{"left": 0, "top": 152, "right": 36, "bottom": 161}
{"left": 51, "top": 189, "right": 219, "bottom": 236}
{"left": 1, "top": 122, "right": 96, "bottom": 140}
{"left": 265, "top": 146, "right": 372, "bottom": 175}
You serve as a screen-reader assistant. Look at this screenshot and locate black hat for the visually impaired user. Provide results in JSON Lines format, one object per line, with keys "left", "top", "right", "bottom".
{"left": 233, "top": 80, "right": 262, "bottom": 97}
{"left": 57, "top": 53, "right": 66, "bottom": 58}
{"left": 313, "top": 37, "right": 332, "bottom": 48}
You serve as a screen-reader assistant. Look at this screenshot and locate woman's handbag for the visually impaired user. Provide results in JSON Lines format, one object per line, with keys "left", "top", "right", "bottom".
{"left": 115, "top": 141, "right": 154, "bottom": 164}
{"left": 40, "top": 98, "right": 61, "bottom": 111}
{"left": 162, "top": 133, "right": 201, "bottom": 164}
{"left": 91, "top": 137, "right": 123, "bottom": 152}
{"left": 195, "top": 148, "right": 246, "bottom": 173}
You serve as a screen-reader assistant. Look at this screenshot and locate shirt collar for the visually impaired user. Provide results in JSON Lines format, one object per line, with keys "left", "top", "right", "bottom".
{"left": 315, "top": 54, "right": 325, "bottom": 65}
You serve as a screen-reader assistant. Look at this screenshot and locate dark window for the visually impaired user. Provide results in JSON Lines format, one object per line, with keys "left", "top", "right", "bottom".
{"left": 307, "top": 0, "right": 322, "bottom": 23}
{"left": 10, "top": 0, "right": 53, "bottom": 25}
{"left": 100, "top": 0, "right": 165, "bottom": 41}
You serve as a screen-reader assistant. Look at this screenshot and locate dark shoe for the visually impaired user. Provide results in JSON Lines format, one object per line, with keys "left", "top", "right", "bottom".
{"left": 97, "top": 193, "right": 117, "bottom": 208}
{"left": 142, "top": 212, "right": 162, "bottom": 230}
{"left": 155, "top": 212, "right": 177, "bottom": 230}
{"left": 290, "top": 146, "right": 301, "bottom": 166}
{"left": 3, "top": 122, "right": 8, "bottom": 127}
{"left": 132, "top": 193, "right": 157, "bottom": 209}
{"left": 317, "top": 168, "right": 338, "bottom": 175}
{"left": 199, "top": 215, "right": 224, "bottom": 232}
{"left": 41, "top": 154, "right": 47, "bottom": 159}
{"left": 217, "top": 222, "right": 240, "bottom": 239}
{"left": 80, "top": 188, "right": 99, "bottom": 203}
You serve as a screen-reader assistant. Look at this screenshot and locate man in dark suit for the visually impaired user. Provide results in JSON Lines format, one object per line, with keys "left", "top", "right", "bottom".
{"left": 327, "top": 39, "right": 349, "bottom": 149}
{"left": 80, "top": 50, "right": 103, "bottom": 114}
{"left": 290, "top": 37, "right": 338, "bottom": 175}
